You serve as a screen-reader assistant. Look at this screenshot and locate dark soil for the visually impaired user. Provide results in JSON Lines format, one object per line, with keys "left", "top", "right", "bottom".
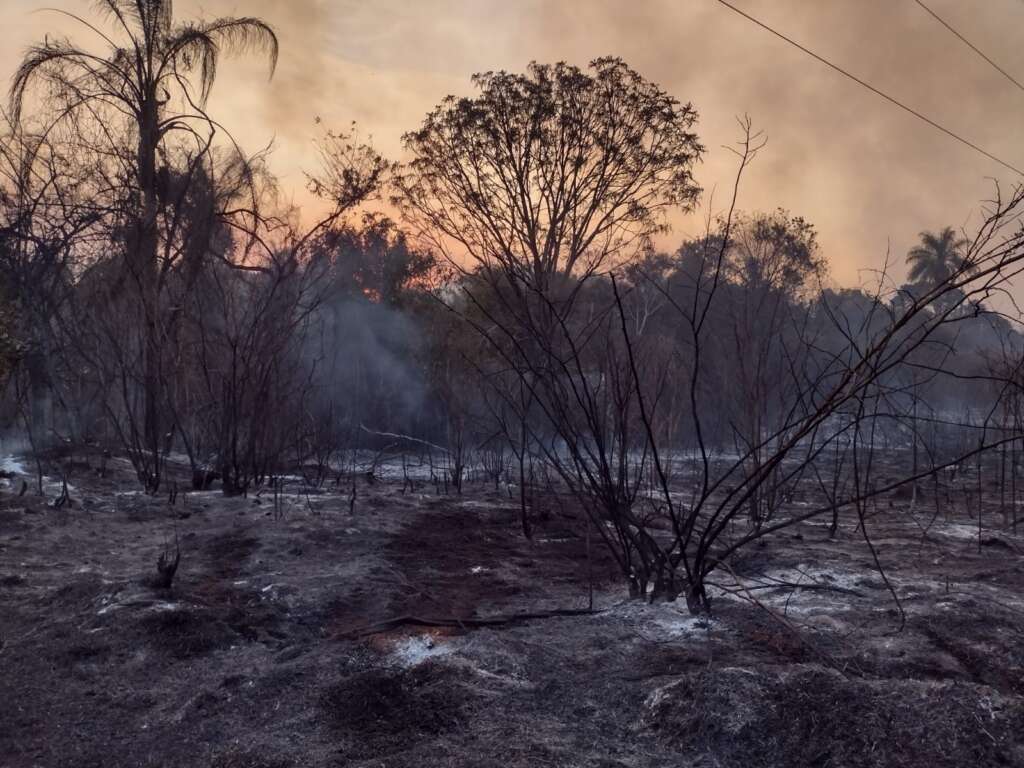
{"left": 1, "top": 453, "right": 1024, "bottom": 766}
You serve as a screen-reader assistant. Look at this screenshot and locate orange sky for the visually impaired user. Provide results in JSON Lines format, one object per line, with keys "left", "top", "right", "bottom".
{"left": 4, "top": 0, "right": 1024, "bottom": 287}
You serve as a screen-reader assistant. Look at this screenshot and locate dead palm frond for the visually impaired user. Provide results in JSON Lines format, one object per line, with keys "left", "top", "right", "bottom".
{"left": 10, "top": 0, "right": 277, "bottom": 127}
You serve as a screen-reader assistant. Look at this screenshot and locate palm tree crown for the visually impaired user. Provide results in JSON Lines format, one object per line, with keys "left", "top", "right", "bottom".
{"left": 9, "top": 0, "right": 277, "bottom": 138}
{"left": 906, "top": 226, "right": 969, "bottom": 288}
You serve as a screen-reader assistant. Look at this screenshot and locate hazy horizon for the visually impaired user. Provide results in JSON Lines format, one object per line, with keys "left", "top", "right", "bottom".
{"left": 5, "top": 0, "right": 1023, "bottom": 286}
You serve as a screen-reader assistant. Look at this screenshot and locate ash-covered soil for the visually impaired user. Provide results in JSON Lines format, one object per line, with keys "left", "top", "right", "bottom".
{"left": 2, "top": 455, "right": 1024, "bottom": 767}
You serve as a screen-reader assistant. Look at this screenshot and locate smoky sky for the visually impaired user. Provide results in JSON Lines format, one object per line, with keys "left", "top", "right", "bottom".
{"left": 5, "top": 0, "right": 1024, "bottom": 286}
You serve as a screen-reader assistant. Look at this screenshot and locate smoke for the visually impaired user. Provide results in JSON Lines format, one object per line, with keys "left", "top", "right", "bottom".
{"left": 242, "top": 0, "right": 331, "bottom": 138}
{"left": 309, "top": 296, "right": 427, "bottom": 438}
{"left": 6, "top": 0, "right": 1023, "bottom": 285}
{"left": 203, "top": 0, "right": 1024, "bottom": 285}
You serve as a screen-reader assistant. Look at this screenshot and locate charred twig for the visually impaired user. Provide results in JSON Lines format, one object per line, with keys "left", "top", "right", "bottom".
{"left": 151, "top": 537, "right": 181, "bottom": 590}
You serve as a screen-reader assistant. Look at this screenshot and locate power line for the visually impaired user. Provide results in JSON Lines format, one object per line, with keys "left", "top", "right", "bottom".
{"left": 912, "top": 0, "right": 1024, "bottom": 94}
{"left": 713, "top": 0, "right": 1024, "bottom": 177}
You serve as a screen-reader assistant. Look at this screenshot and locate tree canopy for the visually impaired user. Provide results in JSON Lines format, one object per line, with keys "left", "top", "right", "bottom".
{"left": 906, "top": 226, "right": 969, "bottom": 288}
{"left": 395, "top": 57, "right": 704, "bottom": 289}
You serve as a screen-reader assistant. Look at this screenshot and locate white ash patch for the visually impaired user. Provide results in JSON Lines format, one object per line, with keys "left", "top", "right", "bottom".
{"left": 637, "top": 488, "right": 691, "bottom": 505}
{"left": 391, "top": 634, "right": 453, "bottom": 667}
{"left": 264, "top": 474, "right": 308, "bottom": 484}
{"left": 710, "top": 565, "right": 869, "bottom": 615}
{"left": 146, "top": 601, "right": 182, "bottom": 613}
{"left": 0, "top": 459, "right": 78, "bottom": 498}
{"left": 97, "top": 597, "right": 182, "bottom": 616}
{"left": 604, "top": 599, "right": 713, "bottom": 639}
{"left": 455, "top": 498, "right": 518, "bottom": 512}
{"left": 373, "top": 459, "right": 442, "bottom": 482}
{"left": 935, "top": 522, "right": 982, "bottom": 541}
{"left": 0, "top": 456, "right": 27, "bottom": 475}
{"left": 651, "top": 609, "right": 712, "bottom": 637}
{"left": 750, "top": 565, "right": 864, "bottom": 591}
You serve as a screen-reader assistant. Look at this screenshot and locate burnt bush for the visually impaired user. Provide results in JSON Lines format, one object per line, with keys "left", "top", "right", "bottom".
{"left": 321, "top": 662, "right": 477, "bottom": 758}
{"left": 139, "top": 607, "right": 234, "bottom": 659}
{"left": 0, "top": 573, "right": 26, "bottom": 587}
{"left": 642, "top": 665, "right": 1024, "bottom": 768}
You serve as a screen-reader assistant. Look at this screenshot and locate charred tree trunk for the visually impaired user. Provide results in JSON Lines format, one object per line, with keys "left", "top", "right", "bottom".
{"left": 24, "top": 349, "right": 52, "bottom": 448}
{"left": 136, "top": 95, "right": 162, "bottom": 493}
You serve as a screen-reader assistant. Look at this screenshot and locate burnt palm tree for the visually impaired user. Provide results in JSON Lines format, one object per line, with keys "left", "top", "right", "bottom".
{"left": 906, "top": 226, "right": 970, "bottom": 288}
{"left": 8, "top": 0, "right": 278, "bottom": 490}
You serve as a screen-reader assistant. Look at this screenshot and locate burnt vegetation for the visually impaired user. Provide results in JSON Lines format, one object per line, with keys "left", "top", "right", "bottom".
{"left": 2, "top": 2, "right": 1024, "bottom": 766}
